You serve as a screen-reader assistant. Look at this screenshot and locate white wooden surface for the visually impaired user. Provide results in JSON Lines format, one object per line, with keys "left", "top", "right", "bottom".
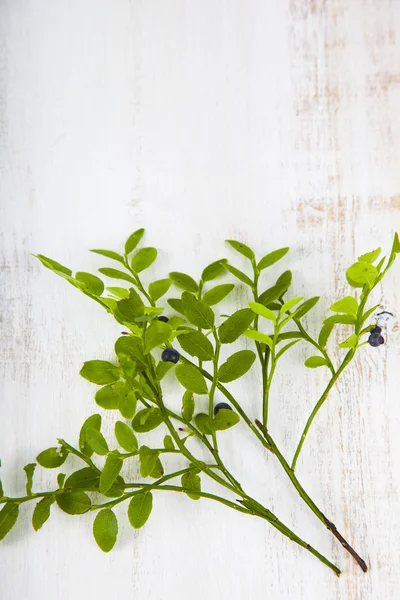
{"left": 1, "top": 1, "right": 400, "bottom": 599}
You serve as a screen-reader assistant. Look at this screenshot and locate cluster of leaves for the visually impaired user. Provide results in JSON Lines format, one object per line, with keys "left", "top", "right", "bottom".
{"left": 0, "top": 228, "right": 398, "bottom": 575}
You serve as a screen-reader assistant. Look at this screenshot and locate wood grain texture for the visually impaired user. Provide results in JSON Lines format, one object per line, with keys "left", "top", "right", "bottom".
{"left": 1, "top": 1, "right": 399, "bottom": 598}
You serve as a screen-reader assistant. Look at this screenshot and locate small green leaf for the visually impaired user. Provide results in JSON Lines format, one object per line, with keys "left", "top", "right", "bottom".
{"left": 258, "top": 282, "right": 290, "bottom": 306}
{"left": 277, "top": 331, "right": 304, "bottom": 342}
{"left": 150, "top": 457, "right": 164, "bottom": 479}
{"left": 169, "top": 272, "right": 198, "bottom": 293}
{"left": 203, "top": 284, "right": 235, "bottom": 306}
{"left": 181, "top": 292, "right": 215, "bottom": 329}
{"left": 358, "top": 248, "right": 381, "bottom": 263}
{"left": 32, "top": 497, "right": 54, "bottom": 531}
{"left": 323, "top": 314, "right": 356, "bottom": 326}
{"left": 99, "top": 454, "right": 123, "bottom": 495}
{"left": 244, "top": 330, "right": 273, "bottom": 349}
{"left": 116, "top": 289, "right": 145, "bottom": 322}
{"left": 144, "top": 320, "right": 172, "bottom": 353}
{"left": 177, "top": 331, "right": 214, "bottom": 361}
{"left": 98, "top": 268, "right": 136, "bottom": 284}
{"left": 163, "top": 435, "right": 175, "bottom": 450}
{"left": 249, "top": 302, "right": 276, "bottom": 323}
{"left": 276, "top": 340, "right": 301, "bottom": 359}
{"left": 128, "top": 492, "right": 153, "bottom": 529}
{"left": 346, "top": 261, "right": 378, "bottom": 287}
{"left": 168, "top": 298, "right": 186, "bottom": 314}
{"left": 119, "top": 390, "right": 138, "bottom": 420}
{"left": 115, "top": 335, "right": 145, "bottom": 364}
{"left": 0, "top": 503, "right": 19, "bottom": 540}
{"left": 218, "top": 350, "right": 256, "bottom": 383}
{"left": 304, "top": 356, "right": 328, "bottom": 368}
{"left": 257, "top": 247, "right": 289, "bottom": 271}
{"left": 293, "top": 297, "right": 320, "bottom": 320}
{"left": 75, "top": 272, "right": 104, "bottom": 296}
{"left": 181, "top": 390, "right": 195, "bottom": 421}
{"left": 86, "top": 428, "right": 109, "bottom": 456}
{"left": 175, "top": 364, "right": 208, "bottom": 394}
{"left": 106, "top": 287, "right": 130, "bottom": 299}
{"left": 226, "top": 240, "right": 255, "bottom": 261}
{"left": 79, "top": 414, "right": 101, "bottom": 457}
{"left": 56, "top": 491, "right": 91, "bottom": 515}
{"left": 156, "top": 361, "right": 175, "bottom": 380}
{"left": 80, "top": 360, "right": 120, "bottom": 385}
{"left": 339, "top": 334, "right": 359, "bottom": 348}
{"left": 91, "top": 249, "right": 125, "bottom": 264}
{"left": 218, "top": 309, "right": 255, "bottom": 344}
{"left": 318, "top": 322, "right": 335, "bottom": 348}
{"left": 139, "top": 446, "right": 159, "bottom": 477}
{"left": 114, "top": 421, "right": 138, "bottom": 452}
{"left": 131, "top": 247, "right": 157, "bottom": 273}
{"left": 125, "top": 228, "right": 145, "bottom": 255}
{"left": 148, "top": 278, "right": 171, "bottom": 301}
{"left": 279, "top": 297, "right": 303, "bottom": 317}
{"left": 95, "top": 382, "right": 129, "bottom": 410}
{"left": 93, "top": 509, "right": 118, "bottom": 552}
{"left": 212, "top": 409, "right": 240, "bottom": 431}
{"left": 57, "top": 473, "right": 66, "bottom": 489}
{"left": 224, "top": 264, "right": 253, "bottom": 287}
{"left": 330, "top": 296, "right": 358, "bottom": 317}
{"left": 361, "top": 304, "right": 380, "bottom": 325}
{"left": 201, "top": 259, "right": 227, "bottom": 282}
{"left": 35, "top": 254, "right": 72, "bottom": 276}
{"left": 131, "top": 408, "right": 163, "bottom": 432}
{"left": 393, "top": 232, "right": 400, "bottom": 253}
{"left": 23, "top": 463, "right": 36, "bottom": 495}
{"left": 181, "top": 471, "right": 201, "bottom": 500}
{"left": 65, "top": 468, "right": 99, "bottom": 490}
{"left": 194, "top": 413, "right": 213, "bottom": 435}
{"left": 37, "top": 447, "right": 68, "bottom": 469}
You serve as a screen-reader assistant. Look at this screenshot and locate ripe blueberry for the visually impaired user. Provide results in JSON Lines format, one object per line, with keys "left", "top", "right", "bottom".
{"left": 158, "top": 315, "right": 169, "bottom": 323}
{"left": 370, "top": 326, "right": 382, "bottom": 335}
{"left": 368, "top": 333, "right": 384, "bottom": 347}
{"left": 161, "top": 348, "right": 180, "bottom": 363}
{"left": 214, "top": 402, "right": 233, "bottom": 416}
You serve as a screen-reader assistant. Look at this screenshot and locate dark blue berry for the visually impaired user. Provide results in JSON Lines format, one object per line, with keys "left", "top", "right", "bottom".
{"left": 214, "top": 402, "right": 232, "bottom": 416}
{"left": 368, "top": 333, "right": 384, "bottom": 347}
{"left": 158, "top": 315, "right": 169, "bottom": 323}
{"left": 370, "top": 326, "right": 382, "bottom": 335}
{"left": 161, "top": 348, "right": 180, "bottom": 363}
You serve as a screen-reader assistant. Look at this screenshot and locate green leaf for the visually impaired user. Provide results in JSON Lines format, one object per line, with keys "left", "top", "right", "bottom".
{"left": 65, "top": 468, "right": 99, "bottom": 490}
{"left": 99, "top": 454, "right": 123, "bottom": 495}
{"left": 131, "top": 247, "right": 157, "bottom": 273}
{"left": 304, "top": 356, "right": 328, "bottom": 368}
{"left": 258, "top": 282, "right": 290, "bottom": 306}
{"left": 116, "top": 289, "right": 145, "bottom": 322}
{"left": 393, "top": 232, "right": 400, "bottom": 253}
{"left": 80, "top": 360, "right": 120, "bottom": 385}
{"left": 35, "top": 254, "right": 72, "bottom": 276}
{"left": 361, "top": 304, "right": 380, "bottom": 326}
{"left": 358, "top": 248, "right": 381, "bottom": 263}
{"left": 201, "top": 259, "right": 227, "bottom": 282}
{"left": 339, "top": 334, "right": 359, "bottom": 348}
{"left": 128, "top": 492, "right": 153, "bottom": 529}
{"left": 177, "top": 331, "right": 214, "bottom": 361}
{"left": 257, "top": 247, "right": 289, "bottom": 271}
{"left": 318, "top": 322, "right": 335, "bottom": 348}
{"left": 0, "top": 480, "right": 3, "bottom": 499}
{"left": 79, "top": 414, "right": 101, "bottom": 457}
{"left": 148, "top": 278, "right": 171, "bottom": 301}
{"left": 276, "top": 340, "right": 301, "bottom": 359}
{"left": 323, "top": 314, "right": 356, "bottom": 326}
{"left": 93, "top": 509, "right": 118, "bottom": 552}
{"left": 212, "top": 409, "right": 240, "bottom": 431}
{"left": 181, "top": 292, "right": 215, "bottom": 329}
{"left": 168, "top": 298, "right": 185, "bottom": 314}
{"left": 279, "top": 297, "right": 303, "bottom": 317}
{"left": 150, "top": 457, "right": 164, "bottom": 479}
{"left": 115, "top": 335, "right": 145, "bottom": 365}
{"left": 276, "top": 270, "right": 292, "bottom": 288}
{"left": 181, "top": 471, "right": 201, "bottom": 500}
{"left": 330, "top": 296, "right": 358, "bottom": 316}
{"left": 56, "top": 491, "right": 91, "bottom": 515}
{"left": 98, "top": 268, "right": 136, "bottom": 284}
{"left": 346, "top": 261, "right": 378, "bottom": 287}
{"left": 249, "top": 302, "right": 277, "bottom": 323}
{"left": 194, "top": 413, "right": 213, "bottom": 435}
{"left": 58, "top": 472, "right": 66, "bottom": 489}
{"left": 277, "top": 331, "right": 304, "bottom": 342}
{"left": 75, "top": 272, "right": 104, "bottom": 296}
{"left": 168, "top": 316, "right": 185, "bottom": 330}
{"left": 224, "top": 264, "right": 253, "bottom": 287}
{"left": 244, "top": 330, "right": 273, "bottom": 349}
{"left": 23, "top": 463, "right": 36, "bottom": 495}
{"left": 203, "top": 283, "right": 235, "bottom": 306}
{"left": 139, "top": 446, "right": 159, "bottom": 477}
{"left": 181, "top": 390, "right": 195, "bottom": 421}
{"left": 175, "top": 364, "right": 208, "bottom": 394}
{"left": 169, "top": 272, "right": 198, "bottom": 293}
{"left": 125, "top": 228, "right": 145, "bottom": 255}
{"left": 131, "top": 408, "right": 163, "bottom": 432}
{"left": 114, "top": 421, "right": 138, "bottom": 452}
{"left": 163, "top": 435, "right": 175, "bottom": 450}
{"left": 32, "top": 497, "right": 54, "bottom": 531}
{"left": 293, "top": 297, "right": 320, "bottom": 320}
{"left": 95, "top": 382, "right": 129, "bottom": 410}
{"left": 226, "top": 240, "right": 255, "bottom": 261}
{"left": 86, "top": 428, "right": 109, "bottom": 455}
{"left": 218, "top": 350, "right": 256, "bottom": 383}
{"left": 0, "top": 503, "right": 19, "bottom": 540}
{"left": 37, "top": 447, "right": 68, "bottom": 469}
{"left": 156, "top": 361, "right": 175, "bottom": 380}
{"left": 91, "top": 249, "right": 125, "bottom": 264}
{"left": 144, "top": 320, "right": 172, "bottom": 353}
{"left": 119, "top": 390, "right": 138, "bottom": 420}
{"left": 218, "top": 309, "right": 255, "bottom": 344}
{"left": 106, "top": 286, "right": 130, "bottom": 299}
